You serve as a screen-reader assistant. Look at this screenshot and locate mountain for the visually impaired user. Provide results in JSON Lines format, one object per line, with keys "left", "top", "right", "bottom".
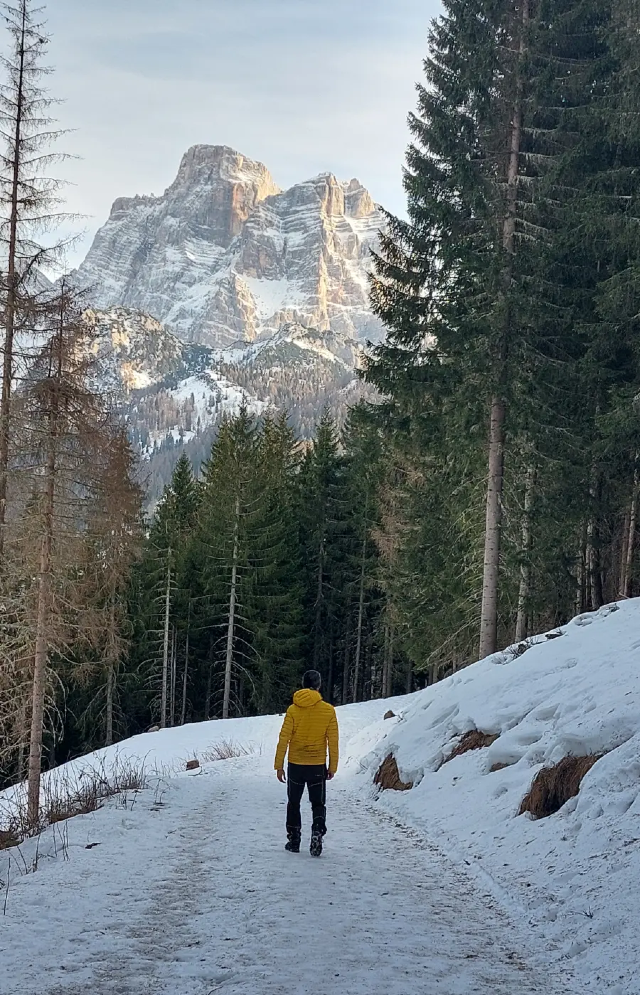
{"left": 75, "top": 144, "right": 384, "bottom": 349}
{"left": 73, "top": 145, "right": 384, "bottom": 493}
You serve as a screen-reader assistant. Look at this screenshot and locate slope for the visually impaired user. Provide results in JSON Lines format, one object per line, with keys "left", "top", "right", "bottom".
{"left": 0, "top": 694, "right": 578, "bottom": 995}
{"left": 354, "top": 600, "right": 640, "bottom": 995}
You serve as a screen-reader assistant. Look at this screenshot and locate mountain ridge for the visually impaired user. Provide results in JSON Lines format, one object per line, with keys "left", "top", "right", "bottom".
{"left": 74, "top": 144, "right": 384, "bottom": 348}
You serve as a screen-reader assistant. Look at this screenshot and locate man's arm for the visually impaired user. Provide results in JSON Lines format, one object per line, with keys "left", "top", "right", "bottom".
{"left": 274, "top": 708, "right": 294, "bottom": 774}
{"left": 327, "top": 708, "right": 339, "bottom": 776}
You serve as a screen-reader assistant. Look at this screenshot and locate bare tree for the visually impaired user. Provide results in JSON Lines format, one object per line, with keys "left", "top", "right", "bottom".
{"left": 0, "top": 0, "right": 73, "bottom": 561}
{"left": 1, "top": 285, "right": 108, "bottom": 825}
{"left": 78, "top": 426, "right": 143, "bottom": 747}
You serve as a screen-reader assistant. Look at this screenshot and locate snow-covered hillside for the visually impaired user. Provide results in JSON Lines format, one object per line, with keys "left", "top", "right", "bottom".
{"left": 6, "top": 601, "right": 640, "bottom": 993}
{"left": 352, "top": 600, "right": 640, "bottom": 995}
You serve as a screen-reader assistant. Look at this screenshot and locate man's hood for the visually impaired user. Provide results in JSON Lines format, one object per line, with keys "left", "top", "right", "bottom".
{"left": 293, "top": 689, "right": 322, "bottom": 708}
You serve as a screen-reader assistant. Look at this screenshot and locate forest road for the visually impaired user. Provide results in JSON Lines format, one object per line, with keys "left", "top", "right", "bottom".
{"left": 8, "top": 756, "right": 580, "bottom": 995}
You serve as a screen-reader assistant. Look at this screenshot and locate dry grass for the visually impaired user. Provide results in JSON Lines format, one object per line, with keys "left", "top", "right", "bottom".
{"left": 374, "top": 754, "right": 413, "bottom": 792}
{"left": 519, "top": 755, "right": 602, "bottom": 819}
{"left": 201, "top": 740, "right": 255, "bottom": 763}
{"left": 443, "top": 730, "right": 499, "bottom": 765}
{"left": 0, "top": 754, "right": 149, "bottom": 843}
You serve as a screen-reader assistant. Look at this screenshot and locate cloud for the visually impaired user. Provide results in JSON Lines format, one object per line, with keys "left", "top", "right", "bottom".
{"left": 39, "top": 0, "right": 441, "bottom": 268}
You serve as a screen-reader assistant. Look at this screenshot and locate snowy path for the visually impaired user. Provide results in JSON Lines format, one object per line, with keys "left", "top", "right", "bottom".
{"left": 3, "top": 756, "right": 579, "bottom": 995}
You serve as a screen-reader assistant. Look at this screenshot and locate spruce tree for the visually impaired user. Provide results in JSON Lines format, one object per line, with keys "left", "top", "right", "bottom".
{"left": 298, "top": 411, "right": 345, "bottom": 687}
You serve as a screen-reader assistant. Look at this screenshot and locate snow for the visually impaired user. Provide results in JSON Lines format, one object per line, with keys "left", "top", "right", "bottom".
{"left": 241, "top": 275, "right": 304, "bottom": 320}
{"left": 0, "top": 692, "right": 574, "bottom": 995}
{"left": 4, "top": 601, "right": 640, "bottom": 992}
{"left": 352, "top": 601, "right": 640, "bottom": 995}
{"left": 141, "top": 369, "right": 269, "bottom": 457}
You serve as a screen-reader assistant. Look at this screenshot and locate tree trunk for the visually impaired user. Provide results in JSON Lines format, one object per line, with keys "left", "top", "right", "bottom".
{"left": 0, "top": 3, "right": 27, "bottom": 563}
{"left": 382, "top": 625, "right": 390, "bottom": 698}
{"left": 16, "top": 696, "right": 27, "bottom": 780}
{"left": 169, "top": 627, "right": 177, "bottom": 727}
{"left": 105, "top": 662, "right": 114, "bottom": 748}
{"left": 341, "top": 619, "right": 351, "bottom": 705}
{"left": 161, "top": 554, "right": 171, "bottom": 729}
{"left": 619, "top": 506, "right": 631, "bottom": 597}
{"left": 27, "top": 319, "right": 61, "bottom": 827}
{"left": 479, "top": 397, "right": 506, "bottom": 658}
{"left": 204, "top": 655, "right": 213, "bottom": 721}
{"left": 405, "top": 656, "right": 413, "bottom": 695}
{"left": 181, "top": 604, "right": 190, "bottom": 726}
{"left": 588, "top": 472, "right": 604, "bottom": 610}
{"left": 326, "top": 628, "right": 334, "bottom": 704}
{"left": 223, "top": 496, "right": 240, "bottom": 720}
{"left": 382, "top": 624, "right": 394, "bottom": 699}
{"left": 105, "top": 596, "right": 116, "bottom": 747}
{"left": 622, "top": 466, "right": 638, "bottom": 597}
{"left": 515, "top": 465, "right": 536, "bottom": 641}
{"left": 313, "top": 535, "right": 324, "bottom": 671}
{"left": 575, "top": 523, "right": 587, "bottom": 615}
{"left": 28, "top": 541, "right": 50, "bottom": 826}
{"left": 352, "top": 529, "right": 368, "bottom": 704}
{"left": 478, "top": 0, "right": 529, "bottom": 660}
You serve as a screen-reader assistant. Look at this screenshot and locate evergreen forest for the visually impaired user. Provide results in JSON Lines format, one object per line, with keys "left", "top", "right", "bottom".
{"left": 2, "top": 0, "right": 640, "bottom": 808}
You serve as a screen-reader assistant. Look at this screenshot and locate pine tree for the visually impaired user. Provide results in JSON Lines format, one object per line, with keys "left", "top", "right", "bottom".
{"left": 76, "top": 427, "right": 144, "bottom": 748}
{"left": 198, "top": 409, "right": 261, "bottom": 719}
{"left": 341, "top": 405, "right": 385, "bottom": 702}
{"left": 248, "top": 414, "right": 304, "bottom": 712}
{"left": 298, "top": 411, "right": 345, "bottom": 687}
{"left": 364, "top": 0, "right": 621, "bottom": 666}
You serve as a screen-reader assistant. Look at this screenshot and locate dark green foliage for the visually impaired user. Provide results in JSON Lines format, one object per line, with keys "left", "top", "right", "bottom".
{"left": 363, "top": 0, "right": 640, "bottom": 673}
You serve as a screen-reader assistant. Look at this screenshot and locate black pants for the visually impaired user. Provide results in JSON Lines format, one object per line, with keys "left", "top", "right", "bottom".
{"left": 286, "top": 762, "right": 327, "bottom": 838}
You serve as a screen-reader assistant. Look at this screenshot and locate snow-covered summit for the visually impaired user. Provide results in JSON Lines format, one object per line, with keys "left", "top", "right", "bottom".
{"left": 73, "top": 144, "right": 384, "bottom": 348}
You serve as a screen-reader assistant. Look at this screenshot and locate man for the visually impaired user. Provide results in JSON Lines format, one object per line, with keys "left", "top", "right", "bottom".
{"left": 274, "top": 669, "right": 339, "bottom": 857}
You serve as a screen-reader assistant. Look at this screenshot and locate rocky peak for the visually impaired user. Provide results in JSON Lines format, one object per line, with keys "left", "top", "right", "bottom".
{"left": 343, "top": 178, "right": 376, "bottom": 219}
{"left": 74, "top": 145, "right": 384, "bottom": 348}
{"left": 171, "top": 145, "right": 280, "bottom": 196}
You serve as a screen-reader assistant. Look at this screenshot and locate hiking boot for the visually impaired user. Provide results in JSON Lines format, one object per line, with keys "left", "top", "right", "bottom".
{"left": 285, "top": 829, "right": 301, "bottom": 853}
{"left": 310, "top": 831, "right": 323, "bottom": 857}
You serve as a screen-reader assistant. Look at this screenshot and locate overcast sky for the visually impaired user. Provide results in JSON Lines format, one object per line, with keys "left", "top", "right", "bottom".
{"left": 41, "top": 0, "right": 441, "bottom": 267}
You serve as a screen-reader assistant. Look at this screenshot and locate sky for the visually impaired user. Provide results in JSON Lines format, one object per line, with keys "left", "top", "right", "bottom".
{"left": 40, "top": 0, "right": 442, "bottom": 268}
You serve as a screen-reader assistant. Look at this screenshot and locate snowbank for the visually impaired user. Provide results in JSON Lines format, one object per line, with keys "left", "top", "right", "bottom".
{"left": 352, "top": 600, "right": 640, "bottom": 995}
{"left": 1, "top": 691, "right": 420, "bottom": 811}
{"left": 5, "top": 601, "right": 640, "bottom": 992}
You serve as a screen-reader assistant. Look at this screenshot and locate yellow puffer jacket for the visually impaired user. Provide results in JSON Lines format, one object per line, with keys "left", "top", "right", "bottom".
{"left": 274, "top": 689, "right": 339, "bottom": 773}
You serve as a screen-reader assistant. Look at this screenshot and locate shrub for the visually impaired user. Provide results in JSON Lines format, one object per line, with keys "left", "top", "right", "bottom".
{"left": 0, "top": 753, "right": 149, "bottom": 841}
{"left": 443, "top": 730, "right": 499, "bottom": 765}
{"left": 201, "top": 740, "right": 254, "bottom": 762}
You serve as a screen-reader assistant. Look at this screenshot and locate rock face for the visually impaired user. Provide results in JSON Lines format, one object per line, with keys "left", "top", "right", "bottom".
{"left": 83, "top": 307, "right": 184, "bottom": 393}
{"left": 75, "top": 145, "right": 384, "bottom": 348}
